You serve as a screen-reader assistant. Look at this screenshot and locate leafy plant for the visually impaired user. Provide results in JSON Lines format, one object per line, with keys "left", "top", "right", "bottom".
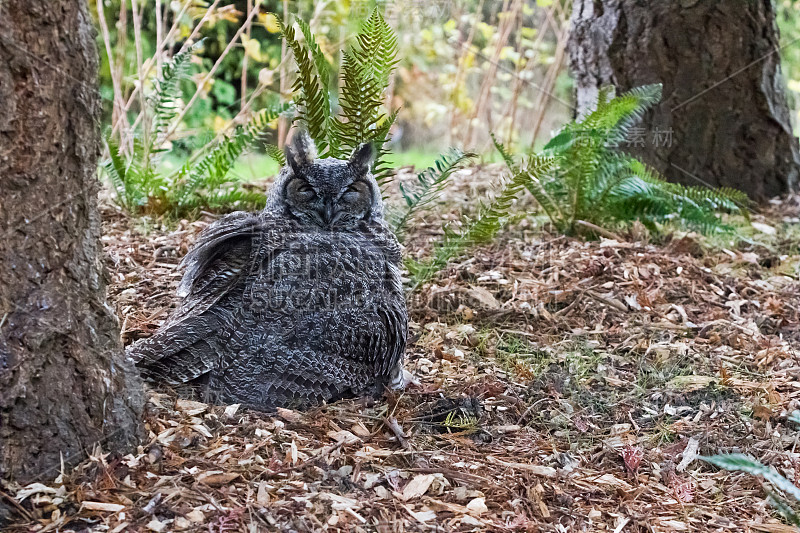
{"left": 390, "top": 149, "right": 476, "bottom": 240}
{"left": 702, "top": 454, "right": 800, "bottom": 525}
{"left": 270, "top": 9, "right": 400, "bottom": 185}
{"left": 408, "top": 155, "right": 555, "bottom": 287}
{"left": 498, "top": 84, "right": 748, "bottom": 237}
{"left": 102, "top": 43, "right": 288, "bottom": 216}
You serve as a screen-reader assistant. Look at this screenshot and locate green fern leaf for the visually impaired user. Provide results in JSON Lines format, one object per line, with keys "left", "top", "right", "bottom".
{"left": 175, "top": 104, "right": 287, "bottom": 206}
{"left": 392, "top": 149, "right": 475, "bottom": 238}
{"left": 264, "top": 143, "right": 287, "bottom": 165}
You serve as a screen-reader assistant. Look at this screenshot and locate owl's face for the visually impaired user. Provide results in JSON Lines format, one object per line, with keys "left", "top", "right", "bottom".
{"left": 272, "top": 131, "right": 382, "bottom": 230}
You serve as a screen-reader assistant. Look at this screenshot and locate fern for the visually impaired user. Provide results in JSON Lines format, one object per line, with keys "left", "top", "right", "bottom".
{"left": 390, "top": 149, "right": 475, "bottom": 239}
{"left": 702, "top": 454, "right": 800, "bottom": 525}
{"left": 409, "top": 156, "right": 555, "bottom": 286}
{"left": 500, "top": 84, "right": 748, "bottom": 236}
{"left": 278, "top": 9, "right": 399, "bottom": 183}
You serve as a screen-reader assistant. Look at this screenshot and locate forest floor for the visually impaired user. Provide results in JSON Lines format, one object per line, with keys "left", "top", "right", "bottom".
{"left": 5, "top": 165, "right": 800, "bottom": 532}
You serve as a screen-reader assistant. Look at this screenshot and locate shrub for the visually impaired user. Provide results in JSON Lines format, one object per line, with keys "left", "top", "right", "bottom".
{"left": 497, "top": 84, "right": 749, "bottom": 237}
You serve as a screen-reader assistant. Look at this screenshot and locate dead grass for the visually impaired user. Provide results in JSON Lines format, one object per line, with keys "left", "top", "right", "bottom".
{"left": 4, "top": 168, "right": 800, "bottom": 532}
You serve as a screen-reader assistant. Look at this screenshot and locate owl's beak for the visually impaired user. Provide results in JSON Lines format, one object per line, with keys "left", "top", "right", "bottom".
{"left": 321, "top": 199, "right": 335, "bottom": 226}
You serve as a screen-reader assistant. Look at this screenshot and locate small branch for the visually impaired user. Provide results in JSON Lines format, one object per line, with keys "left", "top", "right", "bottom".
{"left": 155, "top": 0, "right": 164, "bottom": 77}
{"left": 241, "top": 0, "right": 252, "bottom": 112}
{"left": 165, "top": 1, "right": 262, "bottom": 140}
{"left": 584, "top": 289, "right": 629, "bottom": 313}
{"left": 95, "top": 0, "right": 129, "bottom": 142}
{"left": 277, "top": 0, "right": 290, "bottom": 148}
{"left": 384, "top": 416, "right": 411, "bottom": 450}
{"left": 574, "top": 219, "right": 624, "bottom": 241}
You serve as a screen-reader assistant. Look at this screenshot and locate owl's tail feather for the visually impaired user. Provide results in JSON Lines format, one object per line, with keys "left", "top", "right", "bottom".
{"left": 127, "top": 314, "right": 223, "bottom": 385}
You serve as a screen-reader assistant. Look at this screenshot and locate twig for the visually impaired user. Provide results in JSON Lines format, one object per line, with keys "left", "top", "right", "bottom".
{"left": 95, "top": 0, "right": 130, "bottom": 141}
{"left": 485, "top": 455, "right": 558, "bottom": 478}
{"left": 384, "top": 416, "right": 411, "bottom": 450}
{"left": 575, "top": 220, "right": 624, "bottom": 241}
{"left": 584, "top": 289, "right": 629, "bottom": 313}
{"left": 165, "top": 2, "right": 262, "bottom": 140}
{"left": 0, "top": 489, "right": 33, "bottom": 521}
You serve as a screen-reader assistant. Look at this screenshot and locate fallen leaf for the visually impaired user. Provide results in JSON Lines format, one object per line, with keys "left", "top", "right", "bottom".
{"left": 146, "top": 518, "right": 167, "bottom": 532}
{"left": 466, "top": 497, "right": 488, "bottom": 516}
{"left": 676, "top": 436, "right": 700, "bottom": 472}
{"left": 197, "top": 471, "right": 239, "bottom": 487}
{"left": 176, "top": 399, "right": 208, "bottom": 416}
{"left": 256, "top": 481, "right": 270, "bottom": 506}
{"left": 277, "top": 407, "right": 303, "bottom": 422}
{"left": 403, "top": 505, "right": 437, "bottom": 523}
{"left": 401, "top": 474, "right": 436, "bottom": 501}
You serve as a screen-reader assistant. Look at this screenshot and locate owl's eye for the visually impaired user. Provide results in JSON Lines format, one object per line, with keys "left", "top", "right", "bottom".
{"left": 344, "top": 181, "right": 367, "bottom": 198}
{"left": 287, "top": 178, "right": 317, "bottom": 205}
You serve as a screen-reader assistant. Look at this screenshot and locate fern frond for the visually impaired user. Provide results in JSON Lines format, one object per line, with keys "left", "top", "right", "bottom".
{"left": 277, "top": 15, "right": 330, "bottom": 153}
{"left": 149, "top": 41, "right": 201, "bottom": 145}
{"left": 491, "top": 133, "right": 518, "bottom": 172}
{"left": 520, "top": 157, "right": 565, "bottom": 229}
{"left": 392, "top": 149, "right": 475, "bottom": 238}
{"left": 371, "top": 108, "right": 400, "bottom": 186}
{"left": 332, "top": 10, "right": 399, "bottom": 155}
{"left": 103, "top": 136, "right": 128, "bottom": 203}
{"left": 175, "top": 104, "right": 287, "bottom": 206}
{"left": 353, "top": 9, "right": 400, "bottom": 86}
{"left": 264, "top": 143, "right": 287, "bottom": 165}
{"left": 411, "top": 156, "right": 555, "bottom": 286}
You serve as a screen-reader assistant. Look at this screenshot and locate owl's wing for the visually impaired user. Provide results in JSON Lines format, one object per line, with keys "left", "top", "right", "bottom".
{"left": 174, "top": 211, "right": 265, "bottom": 318}
{"left": 128, "top": 211, "right": 271, "bottom": 384}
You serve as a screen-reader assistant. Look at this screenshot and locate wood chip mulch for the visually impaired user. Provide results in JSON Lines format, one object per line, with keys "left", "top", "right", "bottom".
{"left": 4, "top": 169, "right": 800, "bottom": 532}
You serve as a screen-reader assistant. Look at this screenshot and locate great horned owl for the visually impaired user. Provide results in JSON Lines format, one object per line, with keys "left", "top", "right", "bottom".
{"left": 128, "top": 131, "right": 407, "bottom": 410}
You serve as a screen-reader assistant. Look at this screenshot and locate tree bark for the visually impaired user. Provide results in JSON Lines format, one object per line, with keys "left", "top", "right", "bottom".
{"left": 0, "top": 0, "right": 143, "bottom": 486}
{"left": 569, "top": 0, "right": 800, "bottom": 201}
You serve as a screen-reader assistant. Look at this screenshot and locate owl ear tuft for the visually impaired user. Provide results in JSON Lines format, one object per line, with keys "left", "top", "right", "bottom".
{"left": 285, "top": 130, "right": 317, "bottom": 174}
{"left": 349, "top": 143, "right": 376, "bottom": 175}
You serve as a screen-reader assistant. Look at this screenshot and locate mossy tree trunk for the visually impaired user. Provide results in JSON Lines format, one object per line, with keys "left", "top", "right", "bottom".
{"left": 0, "top": 0, "right": 143, "bottom": 491}
{"left": 569, "top": 0, "right": 800, "bottom": 201}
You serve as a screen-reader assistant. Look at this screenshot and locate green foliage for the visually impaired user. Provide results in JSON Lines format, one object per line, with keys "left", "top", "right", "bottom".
{"left": 275, "top": 9, "right": 400, "bottom": 184}
{"left": 408, "top": 155, "right": 555, "bottom": 287}
{"left": 702, "top": 454, "right": 800, "bottom": 525}
{"left": 390, "top": 149, "right": 476, "bottom": 240}
{"left": 102, "top": 45, "right": 288, "bottom": 216}
{"left": 497, "top": 84, "right": 748, "bottom": 237}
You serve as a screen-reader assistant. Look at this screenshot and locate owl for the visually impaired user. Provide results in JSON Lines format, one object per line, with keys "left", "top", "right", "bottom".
{"left": 128, "top": 131, "right": 408, "bottom": 410}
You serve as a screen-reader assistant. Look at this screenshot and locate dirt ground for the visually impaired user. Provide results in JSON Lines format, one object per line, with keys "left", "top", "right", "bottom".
{"left": 4, "top": 165, "right": 800, "bottom": 532}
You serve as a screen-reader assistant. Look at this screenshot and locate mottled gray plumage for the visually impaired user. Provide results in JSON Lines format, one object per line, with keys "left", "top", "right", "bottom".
{"left": 128, "top": 132, "right": 407, "bottom": 410}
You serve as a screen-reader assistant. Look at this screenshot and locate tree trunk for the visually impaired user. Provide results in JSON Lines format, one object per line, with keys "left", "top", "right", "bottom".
{"left": 569, "top": 0, "right": 800, "bottom": 201}
{"left": 0, "top": 0, "right": 143, "bottom": 487}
